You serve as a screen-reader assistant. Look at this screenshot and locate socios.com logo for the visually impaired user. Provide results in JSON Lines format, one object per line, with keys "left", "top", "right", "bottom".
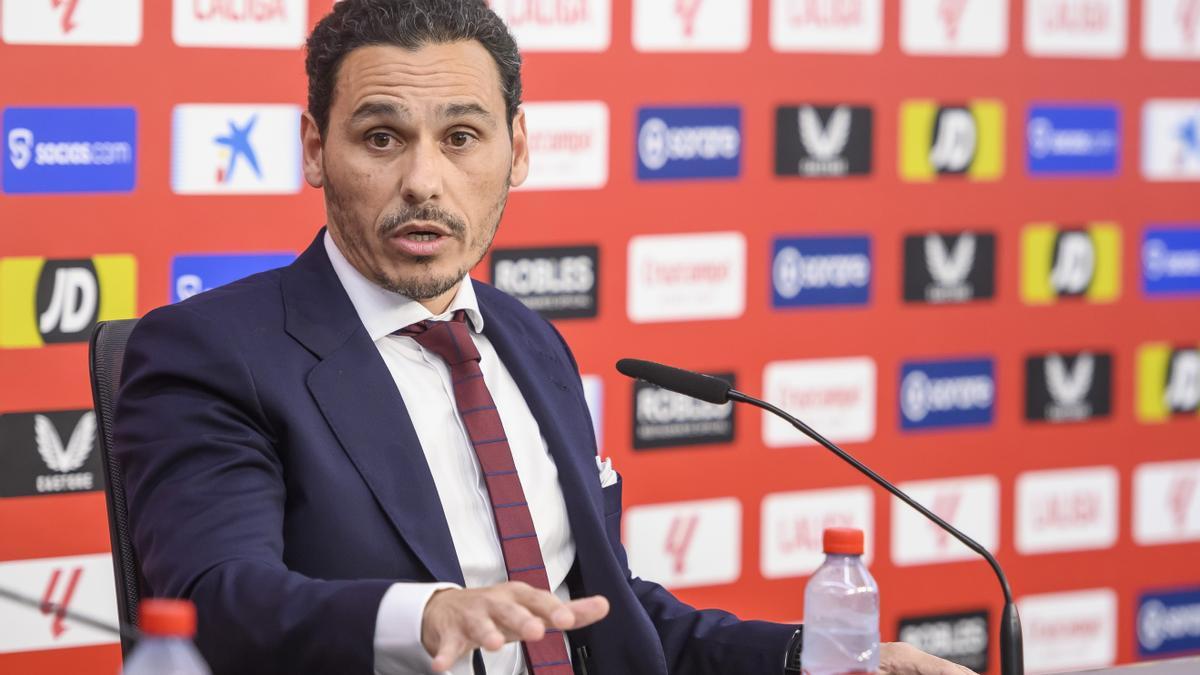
{"left": 1143, "top": 226, "right": 1200, "bottom": 296}
{"left": 771, "top": 236, "right": 871, "bottom": 308}
{"left": 3, "top": 107, "right": 137, "bottom": 194}
{"left": 0, "top": 255, "right": 137, "bottom": 348}
{"left": 1026, "top": 104, "right": 1119, "bottom": 176}
{"left": 170, "top": 253, "right": 295, "bottom": 303}
{"left": 900, "top": 358, "right": 995, "bottom": 431}
{"left": 636, "top": 106, "right": 741, "bottom": 180}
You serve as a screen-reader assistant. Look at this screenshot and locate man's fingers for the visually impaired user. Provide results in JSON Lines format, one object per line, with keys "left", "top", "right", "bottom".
{"left": 490, "top": 598, "right": 545, "bottom": 642}
{"left": 510, "top": 582, "right": 572, "bottom": 627}
{"left": 564, "top": 595, "right": 610, "bottom": 628}
{"left": 466, "top": 615, "right": 505, "bottom": 652}
{"left": 430, "top": 633, "right": 467, "bottom": 673}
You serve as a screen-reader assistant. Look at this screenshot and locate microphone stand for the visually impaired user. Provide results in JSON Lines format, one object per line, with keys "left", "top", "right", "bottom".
{"left": 0, "top": 584, "right": 139, "bottom": 643}
{"left": 727, "top": 389, "right": 1023, "bottom": 675}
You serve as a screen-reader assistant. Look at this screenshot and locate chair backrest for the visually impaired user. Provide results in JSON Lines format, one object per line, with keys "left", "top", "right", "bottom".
{"left": 88, "top": 318, "right": 141, "bottom": 656}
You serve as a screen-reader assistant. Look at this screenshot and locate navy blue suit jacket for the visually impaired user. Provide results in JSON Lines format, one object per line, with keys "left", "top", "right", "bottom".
{"left": 114, "top": 230, "right": 794, "bottom": 674}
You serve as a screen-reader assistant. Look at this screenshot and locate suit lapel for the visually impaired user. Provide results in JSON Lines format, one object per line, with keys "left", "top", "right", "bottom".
{"left": 282, "top": 231, "right": 463, "bottom": 585}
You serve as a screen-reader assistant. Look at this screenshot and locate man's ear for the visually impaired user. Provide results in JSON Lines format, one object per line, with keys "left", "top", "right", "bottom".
{"left": 509, "top": 107, "right": 529, "bottom": 188}
{"left": 301, "top": 111, "right": 324, "bottom": 189}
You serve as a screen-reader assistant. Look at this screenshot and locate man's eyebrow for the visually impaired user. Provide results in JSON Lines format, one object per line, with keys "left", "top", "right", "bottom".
{"left": 348, "top": 101, "right": 409, "bottom": 125}
{"left": 441, "top": 102, "right": 496, "bottom": 129}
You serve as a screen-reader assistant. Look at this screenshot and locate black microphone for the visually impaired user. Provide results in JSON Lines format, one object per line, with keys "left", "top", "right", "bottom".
{"left": 616, "top": 358, "right": 1024, "bottom": 675}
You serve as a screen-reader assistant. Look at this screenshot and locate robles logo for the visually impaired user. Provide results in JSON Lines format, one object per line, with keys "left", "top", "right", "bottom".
{"left": 899, "top": 358, "right": 995, "bottom": 430}
{"left": 897, "top": 610, "right": 989, "bottom": 672}
{"left": 632, "top": 372, "right": 735, "bottom": 450}
{"left": 636, "top": 107, "right": 741, "bottom": 180}
{"left": 0, "top": 255, "right": 136, "bottom": 348}
{"left": 490, "top": 246, "right": 598, "bottom": 319}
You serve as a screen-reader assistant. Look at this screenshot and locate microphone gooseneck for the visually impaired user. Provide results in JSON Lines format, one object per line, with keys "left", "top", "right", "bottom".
{"left": 618, "top": 359, "right": 1024, "bottom": 675}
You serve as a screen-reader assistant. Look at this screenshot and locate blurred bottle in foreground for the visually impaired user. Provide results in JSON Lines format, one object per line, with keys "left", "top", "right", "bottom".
{"left": 120, "top": 598, "right": 211, "bottom": 675}
{"left": 801, "top": 527, "right": 880, "bottom": 675}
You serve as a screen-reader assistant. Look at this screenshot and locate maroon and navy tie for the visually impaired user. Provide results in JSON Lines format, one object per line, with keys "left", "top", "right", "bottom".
{"left": 396, "top": 311, "right": 572, "bottom": 675}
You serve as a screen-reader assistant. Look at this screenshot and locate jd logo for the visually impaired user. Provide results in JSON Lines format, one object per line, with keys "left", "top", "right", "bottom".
{"left": 926, "top": 233, "right": 976, "bottom": 287}
{"left": 41, "top": 567, "right": 83, "bottom": 638}
{"left": 1046, "top": 353, "right": 1095, "bottom": 408}
{"left": 799, "top": 106, "right": 851, "bottom": 163}
{"left": 1050, "top": 230, "right": 1096, "bottom": 296}
{"left": 1166, "top": 349, "right": 1200, "bottom": 414}
{"left": 36, "top": 260, "right": 99, "bottom": 343}
{"left": 929, "top": 107, "right": 976, "bottom": 174}
{"left": 664, "top": 514, "right": 699, "bottom": 576}
{"left": 674, "top": 0, "right": 703, "bottom": 37}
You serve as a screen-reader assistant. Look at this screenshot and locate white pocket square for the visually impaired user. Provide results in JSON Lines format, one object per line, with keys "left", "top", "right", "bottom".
{"left": 596, "top": 455, "right": 618, "bottom": 488}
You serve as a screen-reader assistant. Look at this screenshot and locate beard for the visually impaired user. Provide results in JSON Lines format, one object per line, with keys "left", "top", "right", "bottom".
{"left": 323, "top": 167, "right": 510, "bottom": 301}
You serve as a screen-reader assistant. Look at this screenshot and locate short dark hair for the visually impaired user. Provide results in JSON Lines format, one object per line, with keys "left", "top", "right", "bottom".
{"left": 305, "top": 0, "right": 522, "bottom": 136}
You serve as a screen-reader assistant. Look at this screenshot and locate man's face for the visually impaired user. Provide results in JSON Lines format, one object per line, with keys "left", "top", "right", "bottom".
{"left": 301, "top": 41, "right": 528, "bottom": 308}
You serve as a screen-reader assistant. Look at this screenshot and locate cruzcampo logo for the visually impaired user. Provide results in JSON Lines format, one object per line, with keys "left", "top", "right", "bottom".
{"left": 0, "top": 255, "right": 136, "bottom": 348}
{"left": 1138, "top": 343, "right": 1200, "bottom": 423}
{"left": 1021, "top": 223, "right": 1121, "bottom": 305}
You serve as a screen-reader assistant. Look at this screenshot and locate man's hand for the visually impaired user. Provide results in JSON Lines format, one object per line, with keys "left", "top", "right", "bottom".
{"left": 421, "top": 581, "right": 610, "bottom": 672}
{"left": 879, "top": 642, "right": 977, "bottom": 674}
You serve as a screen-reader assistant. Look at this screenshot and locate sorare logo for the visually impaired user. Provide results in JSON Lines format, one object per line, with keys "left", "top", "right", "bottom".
{"left": 171, "top": 103, "right": 302, "bottom": 194}
{"left": 771, "top": 236, "right": 871, "bottom": 308}
{"left": 900, "top": 358, "right": 995, "bottom": 430}
{"left": 900, "top": 100, "right": 1004, "bottom": 181}
{"left": 0, "top": 410, "right": 101, "bottom": 498}
{"left": 636, "top": 106, "right": 741, "bottom": 180}
{"left": 1021, "top": 223, "right": 1121, "bottom": 304}
{"left": 903, "top": 231, "right": 996, "bottom": 304}
{"left": 3, "top": 107, "right": 136, "bottom": 195}
{"left": 1144, "top": 226, "right": 1200, "bottom": 296}
{"left": 171, "top": 253, "right": 295, "bottom": 303}
{"left": 775, "top": 105, "right": 872, "bottom": 177}
{"left": 1027, "top": 104, "right": 1120, "bottom": 176}
{"left": 1138, "top": 587, "right": 1200, "bottom": 658}
{"left": 489, "top": 245, "right": 599, "bottom": 319}
{"left": 0, "top": 255, "right": 137, "bottom": 348}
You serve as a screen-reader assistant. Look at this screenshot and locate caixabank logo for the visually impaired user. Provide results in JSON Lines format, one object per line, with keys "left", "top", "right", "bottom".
{"left": 1137, "top": 342, "right": 1200, "bottom": 423}
{"left": 1021, "top": 223, "right": 1121, "bottom": 304}
{"left": 1138, "top": 587, "right": 1200, "bottom": 659}
{"left": 171, "top": 103, "right": 302, "bottom": 194}
{"left": 774, "top": 105, "right": 872, "bottom": 177}
{"left": 632, "top": 372, "right": 735, "bottom": 449}
{"left": 900, "top": 358, "right": 995, "bottom": 431}
{"left": 636, "top": 106, "right": 741, "bottom": 180}
{"left": 899, "top": 100, "right": 1004, "bottom": 181}
{"left": 171, "top": 252, "right": 295, "bottom": 303}
{"left": 0, "top": 255, "right": 136, "bottom": 348}
{"left": 0, "top": 411, "right": 100, "bottom": 497}
{"left": 897, "top": 610, "right": 989, "bottom": 673}
{"left": 3, "top": 107, "right": 137, "bottom": 195}
{"left": 489, "top": 245, "right": 599, "bottom": 319}
{"left": 903, "top": 231, "right": 996, "bottom": 304}
{"left": 1025, "top": 351, "right": 1113, "bottom": 423}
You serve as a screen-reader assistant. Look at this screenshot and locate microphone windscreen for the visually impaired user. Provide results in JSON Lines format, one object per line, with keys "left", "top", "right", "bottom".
{"left": 615, "top": 358, "right": 731, "bottom": 404}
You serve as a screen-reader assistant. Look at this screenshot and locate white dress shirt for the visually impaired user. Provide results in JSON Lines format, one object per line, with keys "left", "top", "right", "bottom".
{"left": 322, "top": 233, "right": 577, "bottom": 675}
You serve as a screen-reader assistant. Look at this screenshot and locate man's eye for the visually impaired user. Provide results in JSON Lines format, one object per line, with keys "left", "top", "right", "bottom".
{"left": 368, "top": 133, "right": 393, "bottom": 149}
{"left": 447, "top": 131, "right": 474, "bottom": 148}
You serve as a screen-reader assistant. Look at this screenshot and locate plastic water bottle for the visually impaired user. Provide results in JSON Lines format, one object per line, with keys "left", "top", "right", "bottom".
{"left": 121, "top": 598, "right": 211, "bottom": 675}
{"left": 800, "top": 527, "right": 880, "bottom": 675}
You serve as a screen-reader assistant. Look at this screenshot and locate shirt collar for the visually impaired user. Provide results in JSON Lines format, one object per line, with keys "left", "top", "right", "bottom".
{"left": 323, "top": 229, "right": 484, "bottom": 342}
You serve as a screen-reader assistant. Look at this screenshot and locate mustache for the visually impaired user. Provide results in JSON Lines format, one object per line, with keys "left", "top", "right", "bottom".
{"left": 379, "top": 205, "right": 467, "bottom": 238}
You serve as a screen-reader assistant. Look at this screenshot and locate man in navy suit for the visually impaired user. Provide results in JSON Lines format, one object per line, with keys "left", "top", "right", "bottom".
{"left": 115, "top": 1, "right": 969, "bottom": 673}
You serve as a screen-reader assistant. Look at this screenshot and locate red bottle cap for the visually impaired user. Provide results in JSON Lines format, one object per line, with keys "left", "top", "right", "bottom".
{"left": 138, "top": 598, "right": 197, "bottom": 637}
{"left": 823, "top": 527, "right": 865, "bottom": 555}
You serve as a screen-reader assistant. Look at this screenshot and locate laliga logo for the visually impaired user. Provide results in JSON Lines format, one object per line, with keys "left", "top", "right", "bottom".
{"left": 8, "top": 128, "right": 34, "bottom": 170}
{"left": 51, "top": 0, "right": 81, "bottom": 34}
{"left": 939, "top": 0, "right": 969, "bottom": 41}
{"left": 674, "top": 0, "right": 703, "bottom": 37}
{"left": 41, "top": 567, "right": 83, "bottom": 639}
{"left": 1169, "top": 476, "right": 1198, "bottom": 530}
{"left": 1181, "top": 0, "right": 1200, "bottom": 45}
{"left": 664, "top": 513, "right": 699, "bottom": 576}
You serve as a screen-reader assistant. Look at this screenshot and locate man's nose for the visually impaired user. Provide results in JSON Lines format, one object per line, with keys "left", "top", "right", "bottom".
{"left": 401, "top": 137, "right": 444, "bottom": 205}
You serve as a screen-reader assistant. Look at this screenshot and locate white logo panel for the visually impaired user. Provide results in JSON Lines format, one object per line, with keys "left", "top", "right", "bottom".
{"left": 0, "top": 554, "right": 119, "bottom": 654}
{"left": 633, "top": 0, "right": 751, "bottom": 52}
{"left": 1019, "top": 588, "right": 1117, "bottom": 673}
{"left": 624, "top": 498, "right": 741, "bottom": 589}
{"left": 762, "top": 357, "right": 876, "bottom": 447}
{"left": 901, "top": 0, "right": 1009, "bottom": 55}
{"left": 516, "top": 101, "right": 609, "bottom": 191}
{"left": 173, "top": 0, "right": 307, "bottom": 48}
{"left": 627, "top": 232, "right": 745, "bottom": 323}
{"left": 171, "top": 104, "right": 302, "bottom": 195}
{"left": 1143, "top": 0, "right": 1200, "bottom": 59}
{"left": 1024, "top": 0, "right": 1128, "bottom": 58}
{"left": 770, "top": 0, "right": 883, "bottom": 53}
{"left": 761, "top": 486, "right": 873, "bottom": 578}
{"left": 1142, "top": 100, "right": 1200, "bottom": 180}
{"left": 1016, "top": 466, "right": 1119, "bottom": 554}
{"left": 1134, "top": 460, "right": 1200, "bottom": 544}
{"left": 490, "top": 0, "right": 611, "bottom": 51}
{"left": 1, "top": 0, "right": 142, "bottom": 45}
{"left": 892, "top": 475, "right": 999, "bottom": 566}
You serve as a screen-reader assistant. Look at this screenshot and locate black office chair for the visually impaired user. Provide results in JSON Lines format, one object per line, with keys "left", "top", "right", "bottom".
{"left": 88, "top": 318, "right": 142, "bottom": 656}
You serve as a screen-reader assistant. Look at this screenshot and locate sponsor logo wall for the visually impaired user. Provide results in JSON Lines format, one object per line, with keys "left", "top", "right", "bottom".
{"left": 0, "top": 2, "right": 1197, "bottom": 672}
